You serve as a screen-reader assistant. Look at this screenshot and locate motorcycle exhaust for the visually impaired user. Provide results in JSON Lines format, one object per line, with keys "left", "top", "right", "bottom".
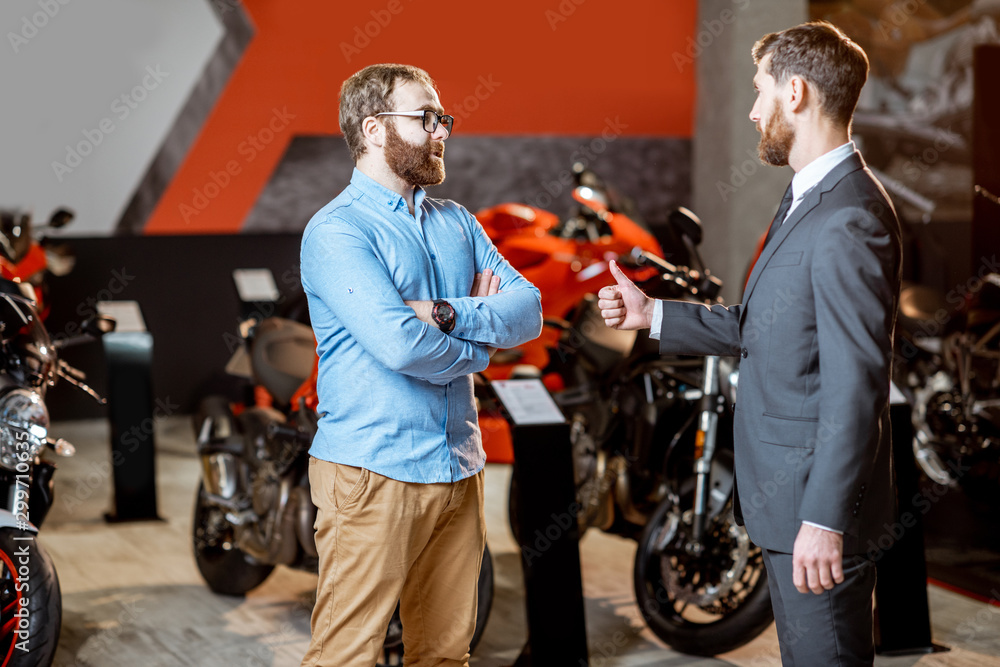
{"left": 201, "top": 452, "right": 240, "bottom": 499}
{"left": 912, "top": 428, "right": 958, "bottom": 486}
{"left": 236, "top": 477, "right": 300, "bottom": 566}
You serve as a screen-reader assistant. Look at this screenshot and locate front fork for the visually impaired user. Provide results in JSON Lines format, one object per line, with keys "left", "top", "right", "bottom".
{"left": 689, "top": 355, "right": 722, "bottom": 553}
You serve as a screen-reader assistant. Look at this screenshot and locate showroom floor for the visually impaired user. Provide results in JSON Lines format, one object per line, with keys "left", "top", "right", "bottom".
{"left": 37, "top": 416, "right": 1000, "bottom": 666}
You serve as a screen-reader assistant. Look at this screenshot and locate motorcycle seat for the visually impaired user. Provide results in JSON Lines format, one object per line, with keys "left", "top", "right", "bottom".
{"left": 898, "top": 282, "right": 963, "bottom": 337}
{"left": 251, "top": 317, "right": 316, "bottom": 405}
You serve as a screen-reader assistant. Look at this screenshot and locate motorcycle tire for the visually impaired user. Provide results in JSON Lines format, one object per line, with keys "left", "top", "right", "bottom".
{"left": 0, "top": 530, "right": 62, "bottom": 667}
{"left": 633, "top": 496, "right": 773, "bottom": 656}
{"left": 378, "top": 544, "right": 494, "bottom": 667}
{"left": 192, "top": 484, "right": 275, "bottom": 596}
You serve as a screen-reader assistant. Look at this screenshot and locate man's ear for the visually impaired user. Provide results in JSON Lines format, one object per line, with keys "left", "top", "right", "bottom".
{"left": 787, "top": 75, "right": 807, "bottom": 114}
{"left": 362, "top": 116, "right": 384, "bottom": 150}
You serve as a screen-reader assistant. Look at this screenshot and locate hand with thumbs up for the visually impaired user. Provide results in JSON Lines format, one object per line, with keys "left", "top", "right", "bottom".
{"left": 598, "top": 260, "right": 655, "bottom": 330}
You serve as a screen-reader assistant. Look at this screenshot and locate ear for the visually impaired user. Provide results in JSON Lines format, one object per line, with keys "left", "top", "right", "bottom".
{"left": 786, "top": 75, "right": 806, "bottom": 114}
{"left": 361, "top": 116, "right": 385, "bottom": 150}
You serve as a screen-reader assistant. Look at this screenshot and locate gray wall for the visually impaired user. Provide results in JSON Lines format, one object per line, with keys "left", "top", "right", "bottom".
{"left": 693, "top": 0, "right": 806, "bottom": 300}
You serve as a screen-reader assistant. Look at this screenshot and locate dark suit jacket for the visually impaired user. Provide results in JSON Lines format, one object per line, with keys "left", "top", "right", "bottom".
{"left": 657, "top": 151, "right": 902, "bottom": 555}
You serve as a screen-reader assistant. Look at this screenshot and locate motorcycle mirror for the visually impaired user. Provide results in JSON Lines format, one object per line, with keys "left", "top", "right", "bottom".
{"left": 84, "top": 314, "right": 117, "bottom": 336}
{"left": 669, "top": 207, "right": 703, "bottom": 246}
{"left": 572, "top": 186, "right": 610, "bottom": 215}
{"left": 47, "top": 208, "right": 75, "bottom": 229}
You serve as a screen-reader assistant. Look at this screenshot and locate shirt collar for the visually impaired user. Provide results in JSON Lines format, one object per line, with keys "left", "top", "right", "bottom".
{"left": 349, "top": 167, "right": 426, "bottom": 213}
{"left": 791, "top": 141, "right": 855, "bottom": 204}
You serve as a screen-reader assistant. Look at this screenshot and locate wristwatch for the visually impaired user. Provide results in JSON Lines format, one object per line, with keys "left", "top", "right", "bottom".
{"left": 431, "top": 300, "right": 456, "bottom": 334}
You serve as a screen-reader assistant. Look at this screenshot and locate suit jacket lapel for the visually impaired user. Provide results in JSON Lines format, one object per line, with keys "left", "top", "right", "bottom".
{"left": 740, "top": 151, "right": 867, "bottom": 325}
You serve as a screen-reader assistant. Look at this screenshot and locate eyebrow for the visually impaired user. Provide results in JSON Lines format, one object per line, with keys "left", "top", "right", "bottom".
{"left": 418, "top": 103, "right": 444, "bottom": 113}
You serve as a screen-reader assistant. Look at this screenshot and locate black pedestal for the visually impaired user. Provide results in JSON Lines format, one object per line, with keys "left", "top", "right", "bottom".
{"left": 510, "top": 422, "right": 589, "bottom": 666}
{"left": 874, "top": 403, "right": 946, "bottom": 655}
{"left": 103, "top": 331, "right": 160, "bottom": 522}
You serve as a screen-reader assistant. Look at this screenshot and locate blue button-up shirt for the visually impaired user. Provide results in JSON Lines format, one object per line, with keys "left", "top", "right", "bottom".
{"left": 301, "top": 168, "right": 542, "bottom": 483}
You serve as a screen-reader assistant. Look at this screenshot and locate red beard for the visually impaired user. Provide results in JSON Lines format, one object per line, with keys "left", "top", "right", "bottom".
{"left": 384, "top": 121, "right": 446, "bottom": 187}
{"left": 758, "top": 98, "right": 795, "bottom": 167}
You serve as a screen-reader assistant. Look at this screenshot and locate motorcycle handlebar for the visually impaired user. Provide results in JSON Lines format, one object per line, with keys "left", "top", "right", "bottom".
{"left": 627, "top": 248, "right": 724, "bottom": 304}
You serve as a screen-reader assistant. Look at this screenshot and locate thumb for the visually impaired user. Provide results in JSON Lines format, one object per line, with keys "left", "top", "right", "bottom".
{"left": 609, "top": 260, "right": 633, "bottom": 288}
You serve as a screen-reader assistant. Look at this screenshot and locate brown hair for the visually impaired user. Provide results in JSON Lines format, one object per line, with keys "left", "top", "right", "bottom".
{"left": 339, "top": 64, "right": 438, "bottom": 162}
{"left": 752, "top": 21, "right": 869, "bottom": 129}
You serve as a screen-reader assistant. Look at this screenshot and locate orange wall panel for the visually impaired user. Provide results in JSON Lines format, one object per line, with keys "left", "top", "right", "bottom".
{"left": 145, "top": 0, "right": 696, "bottom": 234}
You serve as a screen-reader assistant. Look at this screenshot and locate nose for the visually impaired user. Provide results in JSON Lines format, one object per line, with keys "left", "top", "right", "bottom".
{"left": 749, "top": 97, "right": 760, "bottom": 124}
{"left": 431, "top": 123, "right": 450, "bottom": 141}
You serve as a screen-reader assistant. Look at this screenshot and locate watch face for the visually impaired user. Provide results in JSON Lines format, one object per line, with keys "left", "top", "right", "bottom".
{"left": 433, "top": 301, "right": 455, "bottom": 331}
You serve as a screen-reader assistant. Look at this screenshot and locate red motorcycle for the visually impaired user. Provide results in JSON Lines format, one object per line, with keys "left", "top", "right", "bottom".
{"left": 0, "top": 208, "right": 76, "bottom": 319}
{"left": 475, "top": 163, "right": 664, "bottom": 379}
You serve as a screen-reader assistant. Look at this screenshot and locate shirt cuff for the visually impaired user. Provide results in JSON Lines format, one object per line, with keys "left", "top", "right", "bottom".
{"left": 802, "top": 520, "right": 843, "bottom": 535}
{"left": 648, "top": 299, "right": 663, "bottom": 340}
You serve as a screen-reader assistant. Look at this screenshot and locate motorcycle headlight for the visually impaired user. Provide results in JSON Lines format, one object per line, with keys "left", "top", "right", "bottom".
{"left": 0, "top": 389, "right": 49, "bottom": 470}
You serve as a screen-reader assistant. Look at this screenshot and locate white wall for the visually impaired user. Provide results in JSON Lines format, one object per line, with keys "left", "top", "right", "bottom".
{"left": 0, "top": 0, "right": 223, "bottom": 235}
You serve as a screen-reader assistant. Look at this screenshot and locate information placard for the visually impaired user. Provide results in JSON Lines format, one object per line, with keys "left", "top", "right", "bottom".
{"left": 491, "top": 379, "right": 565, "bottom": 425}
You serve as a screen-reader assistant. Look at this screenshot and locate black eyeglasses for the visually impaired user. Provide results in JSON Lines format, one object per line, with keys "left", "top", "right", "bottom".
{"left": 374, "top": 110, "right": 454, "bottom": 136}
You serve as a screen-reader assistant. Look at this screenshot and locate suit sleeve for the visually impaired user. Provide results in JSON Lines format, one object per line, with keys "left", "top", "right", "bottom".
{"left": 798, "top": 206, "right": 897, "bottom": 532}
{"left": 447, "top": 207, "right": 543, "bottom": 348}
{"left": 302, "top": 216, "right": 489, "bottom": 386}
{"left": 657, "top": 299, "right": 743, "bottom": 357}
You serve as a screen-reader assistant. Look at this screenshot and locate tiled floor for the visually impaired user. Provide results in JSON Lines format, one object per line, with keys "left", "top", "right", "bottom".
{"left": 36, "top": 416, "right": 1000, "bottom": 666}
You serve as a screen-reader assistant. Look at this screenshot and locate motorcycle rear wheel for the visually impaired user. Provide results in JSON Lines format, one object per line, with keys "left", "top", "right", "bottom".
{"left": 0, "top": 530, "right": 61, "bottom": 667}
{"left": 633, "top": 496, "right": 772, "bottom": 656}
{"left": 192, "top": 484, "right": 275, "bottom": 596}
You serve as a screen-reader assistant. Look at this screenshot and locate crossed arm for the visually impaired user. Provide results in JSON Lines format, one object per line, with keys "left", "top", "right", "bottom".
{"left": 406, "top": 268, "right": 502, "bottom": 356}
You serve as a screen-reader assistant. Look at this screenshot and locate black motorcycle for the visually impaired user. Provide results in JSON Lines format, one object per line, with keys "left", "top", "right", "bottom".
{"left": 504, "top": 207, "right": 773, "bottom": 656}
{"left": 0, "top": 278, "right": 114, "bottom": 667}
{"left": 192, "top": 307, "right": 493, "bottom": 666}
{"left": 895, "top": 261, "right": 1000, "bottom": 501}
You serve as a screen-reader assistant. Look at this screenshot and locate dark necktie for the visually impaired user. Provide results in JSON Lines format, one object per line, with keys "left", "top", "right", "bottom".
{"left": 763, "top": 183, "right": 794, "bottom": 249}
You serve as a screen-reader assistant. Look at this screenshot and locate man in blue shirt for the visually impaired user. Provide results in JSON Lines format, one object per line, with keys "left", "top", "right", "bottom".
{"left": 299, "top": 64, "right": 542, "bottom": 666}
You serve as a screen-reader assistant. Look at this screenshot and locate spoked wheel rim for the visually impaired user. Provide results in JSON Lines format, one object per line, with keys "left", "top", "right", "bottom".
{"left": 637, "top": 502, "right": 767, "bottom": 629}
{"left": 0, "top": 548, "right": 22, "bottom": 667}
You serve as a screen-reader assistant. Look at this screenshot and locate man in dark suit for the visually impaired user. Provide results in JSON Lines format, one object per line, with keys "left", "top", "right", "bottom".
{"left": 598, "top": 21, "right": 901, "bottom": 666}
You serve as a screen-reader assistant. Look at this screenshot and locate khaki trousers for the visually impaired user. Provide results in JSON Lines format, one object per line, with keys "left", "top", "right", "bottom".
{"left": 301, "top": 457, "right": 486, "bottom": 667}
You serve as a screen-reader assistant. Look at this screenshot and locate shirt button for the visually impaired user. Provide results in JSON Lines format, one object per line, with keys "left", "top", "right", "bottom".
{"left": 741, "top": 347, "right": 748, "bottom": 358}
{"left": 430, "top": 253, "right": 436, "bottom": 260}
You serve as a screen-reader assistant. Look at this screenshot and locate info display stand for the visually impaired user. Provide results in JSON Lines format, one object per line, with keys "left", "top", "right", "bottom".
{"left": 491, "top": 379, "right": 589, "bottom": 666}
{"left": 874, "top": 399, "right": 948, "bottom": 655}
{"left": 99, "top": 301, "right": 160, "bottom": 523}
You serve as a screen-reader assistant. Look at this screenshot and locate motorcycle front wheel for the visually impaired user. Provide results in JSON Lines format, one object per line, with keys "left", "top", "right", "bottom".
{"left": 192, "top": 483, "right": 275, "bottom": 596}
{"left": 0, "top": 530, "right": 62, "bottom": 667}
{"left": 633, "top": 496, "right": 773, "bottom": 656}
